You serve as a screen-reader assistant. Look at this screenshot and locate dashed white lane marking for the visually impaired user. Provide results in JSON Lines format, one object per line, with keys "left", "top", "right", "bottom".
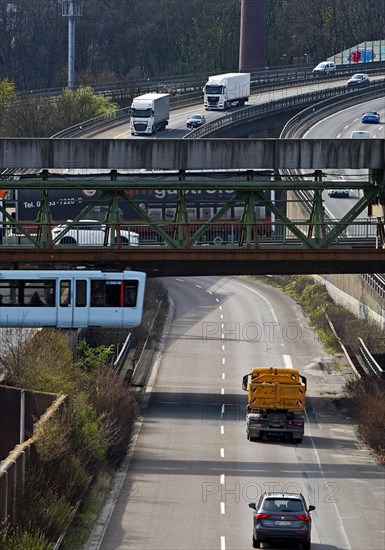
{"left": 304, "top": 408, "right": 352, "bottom": 549}
{"left": 220, "top": 474, "right": 225, "bottom": 484}
{"left": 220, "top": 536, "right": 226, "bottom": 550}
{"left": 220, "top": 448, "right": 225, "bottom": 458}
{"left": 221, "top": 388, "right": 225, "bottom": 395}
{"left": 221, "top": 502, "right": 225, "bottom": 514}
{"left": 222, "top": 357, "right": 225, "bottom": 365}
{"left": 221, "top": 425, "right": 224, "bottom": 435}
{"left": 222, "top": 373, "right": 225, "bottom": 380}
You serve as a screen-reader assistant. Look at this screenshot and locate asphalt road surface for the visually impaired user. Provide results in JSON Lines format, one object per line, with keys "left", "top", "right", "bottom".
{"left": 86, "top": 276, "right": 385, "bottom": 550}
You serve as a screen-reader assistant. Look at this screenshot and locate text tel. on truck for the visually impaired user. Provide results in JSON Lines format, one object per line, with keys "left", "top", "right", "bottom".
{"left": 203, "top": 72, "right": 250, "bottom": 110}
{"left": 130, "top": 93, "right": 170, "bottom": 135}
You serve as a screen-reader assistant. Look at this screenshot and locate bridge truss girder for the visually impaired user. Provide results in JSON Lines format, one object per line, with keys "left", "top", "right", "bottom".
{"left": 0, "top": 170, "right": 383, "bottom": 251}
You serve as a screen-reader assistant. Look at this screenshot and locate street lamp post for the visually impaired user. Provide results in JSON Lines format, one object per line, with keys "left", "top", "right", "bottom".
{"left": 62, "top": 0, "right": 84, "bottom": 90}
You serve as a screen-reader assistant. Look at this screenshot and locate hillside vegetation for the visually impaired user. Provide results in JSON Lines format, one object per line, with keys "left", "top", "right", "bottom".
{"left": 0, "top": 0, "right": 382, "bottom": 91}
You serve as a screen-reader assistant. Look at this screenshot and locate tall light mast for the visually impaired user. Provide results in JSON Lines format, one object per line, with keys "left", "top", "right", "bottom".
{"left": 62, "top": 0, "right": 84, "bottom": 89}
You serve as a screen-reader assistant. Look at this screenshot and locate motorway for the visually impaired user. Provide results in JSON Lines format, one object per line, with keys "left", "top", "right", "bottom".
{"left": 86, "top": 276, "right": 385, "bottom": 550}
{"left": 303, "top": 96, "right": 385, "bottom": 221}
{"left": 93, "top": 75, "right": 385, "bottom": 141}
{"left": 81, "top": 79, "right": 385, "bottom": 550}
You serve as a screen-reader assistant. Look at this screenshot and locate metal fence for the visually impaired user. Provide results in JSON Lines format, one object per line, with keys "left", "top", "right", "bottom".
{"left": 358, "top": 338, "right": 385, "bottom": 378}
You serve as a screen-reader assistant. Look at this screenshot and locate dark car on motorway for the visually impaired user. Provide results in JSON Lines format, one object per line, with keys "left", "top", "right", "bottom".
{"left": 347, "top": 73, "right": 370, "bottom": 87}
{"left": 328, "top": 188, "right": 349, "bottom": 198}
{"left": 186, "top": 113, "right": 206, "bottom": 128}
{"left": 362, "top": 111, "right": 380, "bottom": 124}
{"left": 249, "top": 492, "right": 315, "bottom": 549}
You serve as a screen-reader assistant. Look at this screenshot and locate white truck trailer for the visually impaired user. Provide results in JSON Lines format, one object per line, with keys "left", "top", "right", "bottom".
{"left": 203, "top": 72, "right": 250, "bottom": 110}
{"left": 130, "top": 93, "right": 170, "bottom": 135}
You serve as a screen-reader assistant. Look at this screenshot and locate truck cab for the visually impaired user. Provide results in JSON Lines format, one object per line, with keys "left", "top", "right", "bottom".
{"left": 130, "top": 93, "right": 170, "bottom": 135}
{"left": 203, "top": 72, "right": 250, "bottom": 110}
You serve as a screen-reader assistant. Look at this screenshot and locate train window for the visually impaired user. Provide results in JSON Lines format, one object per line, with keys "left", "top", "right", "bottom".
{"left": 89, "top": 280, "right": 138, "bottom": 307}
{"left": 43, "top": 281, "right": 56, "bottom": 306}
{"left": 76, "top": 280, "right": 87, "bottom": 307}
{"left": 256, "top": 206, "right": 266, "bottom": 218}
{"left": 149, "top": 208, "right": 163, "bottom": 221}
{"left": 234, "top": 206, "right": 244, "bottom": 219}
{"left": 25, "top": 282, "right": 51, "bottom": 306}
{"left": 0, "top": 279, "right": 55, "bottom": 306}
{"left": 124, "top": 281, "right": 138, "bottom": 307}
{"left": 91, "top": 280, "right": 120, "bottom": 307}
{"left": 105, "top": 281, "right": 120, "bottom": 307}
{"left": 60, "top": 280, "right": 71, "bottom": 306}
{"left": 165, "top": 208, "right": 176, "bottom": 220}
{"left": 220, "top": 210, "right": 231, "bottom": 220}
{"left": 187, "top": 208, "right": 196, "bottom": 220}
{"left": 0, "top": 280, "right": 19, "bottom": 305}
{"left": 200, "top": 207, "right": 214, "bottom": 219}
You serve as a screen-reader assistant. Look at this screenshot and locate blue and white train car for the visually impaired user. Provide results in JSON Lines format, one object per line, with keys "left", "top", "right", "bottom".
{"left": 0, "top": 270, "right": 146, "bottom": 329}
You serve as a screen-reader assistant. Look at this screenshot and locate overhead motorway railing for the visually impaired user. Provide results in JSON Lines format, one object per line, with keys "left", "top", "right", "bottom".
{"left": 21, "top": 60, "right": 385, "bottom": 103}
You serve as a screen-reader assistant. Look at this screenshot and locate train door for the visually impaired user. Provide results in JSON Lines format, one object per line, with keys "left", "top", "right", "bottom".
{"left": 56, "top": 278, "right": 74, "bottom": 328}
{"left": 73, "top": 278, "right": 88, "bottom": 326}
{"left": 56, "top": 278, "right": 89, "bottom": 328}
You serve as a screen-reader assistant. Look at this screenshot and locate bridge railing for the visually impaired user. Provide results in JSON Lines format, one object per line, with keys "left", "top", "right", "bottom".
{"left": 0, "top": 218, "right": 377, "bottom": 249}
{"left": 281, "top": 81, "right": 385, "bottom": 139}
{"left": 22, "top": 60, "right": 385, "bottom": 102}
{"left": 51, "top": 93, "right": 204, "bottom": 138}
{"left": 50, "top": 65, "right": 385, "bottom": 139}
{"left": 358, "top": 338, "right": 385, "bottom": 378}
{"left": 361, "top": 273, "right": 385, "bottom": 301}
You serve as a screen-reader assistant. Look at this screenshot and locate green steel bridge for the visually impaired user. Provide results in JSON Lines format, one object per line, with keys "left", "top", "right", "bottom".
{"left": 0, "top": 138, "right": 385, "bottom": 276}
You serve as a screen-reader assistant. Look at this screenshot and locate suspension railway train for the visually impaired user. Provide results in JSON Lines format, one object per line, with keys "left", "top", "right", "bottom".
{"left": 0, "top": 270, "right": 146, "bottom": 329}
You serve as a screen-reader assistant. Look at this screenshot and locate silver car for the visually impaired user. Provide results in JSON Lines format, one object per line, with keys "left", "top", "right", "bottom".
{"left": 249, "top": 492, "right": 315, "bottom": 549}
{"left": 52, "top": 220, "right": 139, "bottom": 245}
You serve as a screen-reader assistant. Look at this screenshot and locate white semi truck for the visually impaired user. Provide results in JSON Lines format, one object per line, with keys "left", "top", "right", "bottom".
{"left": 130, "top": 93, "right": 170, "bottom": 135}
{"left": 203, "top": 72, "right": 250, "bottom": 110}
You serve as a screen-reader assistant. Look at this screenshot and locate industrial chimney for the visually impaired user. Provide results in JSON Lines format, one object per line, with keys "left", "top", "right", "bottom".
{"left": 239, "top": 0, "right": 266, "bottom": 71}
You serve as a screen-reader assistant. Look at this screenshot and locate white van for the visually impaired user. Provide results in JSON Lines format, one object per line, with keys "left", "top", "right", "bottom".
{"left": 351, "top": 131, "right": 371, "bottom": 139}
{"left": 312, "top": 61, "right": 336, "bottom": 75}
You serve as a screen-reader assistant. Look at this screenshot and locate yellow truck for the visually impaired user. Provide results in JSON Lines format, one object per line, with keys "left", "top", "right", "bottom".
{"left": 242, "top": 367, "right": 306, "bottom": 443}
